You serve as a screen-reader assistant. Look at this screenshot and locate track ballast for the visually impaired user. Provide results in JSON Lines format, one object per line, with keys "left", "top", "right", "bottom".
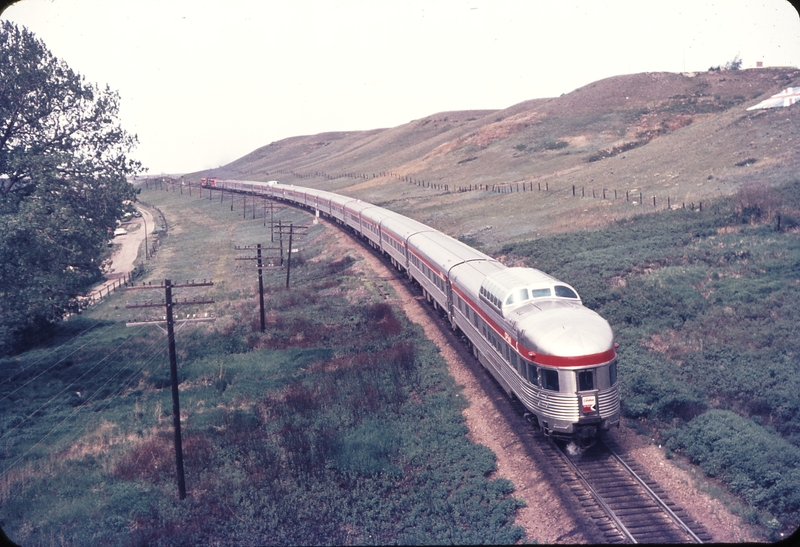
{"left": 546, "top": 437, "right": 713, "bottom": 543}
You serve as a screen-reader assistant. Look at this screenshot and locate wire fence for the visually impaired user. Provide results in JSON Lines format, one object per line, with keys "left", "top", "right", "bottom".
{"left": 269, "top": 167, "right": 708, "bottom": 212}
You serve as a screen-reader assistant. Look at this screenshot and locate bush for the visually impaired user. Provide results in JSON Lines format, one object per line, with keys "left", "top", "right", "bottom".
{"left": 500, "top": 181, "right": 800, "bottom": 532}
{"left": 543, "top": 139, "right": 568, "bottom": 150}
{"left": 666, "top": 410, "right": 800, "bottom": 528}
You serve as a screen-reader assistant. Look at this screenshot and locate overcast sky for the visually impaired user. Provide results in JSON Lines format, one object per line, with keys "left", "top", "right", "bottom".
{"left": 3, "top": 0, "right": 799, "bottom": 175}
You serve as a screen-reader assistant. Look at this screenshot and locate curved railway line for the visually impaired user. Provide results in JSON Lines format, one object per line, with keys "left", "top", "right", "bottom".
{"left": 200, "top": 182, "right": 747, "bottom": 542}
{"left": 336, "top": 218, "right": 716, "bottom": 544}
{"left": 336, "top": 222, "right": 716, "bottom": 544}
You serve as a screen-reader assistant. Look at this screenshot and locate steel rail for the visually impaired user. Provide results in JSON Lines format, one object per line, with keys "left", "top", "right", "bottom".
{"left": 556, "top": 445, "right": 637, "bottom": 543}
{"left": 604, "top": 441, "right": 704, "bottom": 543}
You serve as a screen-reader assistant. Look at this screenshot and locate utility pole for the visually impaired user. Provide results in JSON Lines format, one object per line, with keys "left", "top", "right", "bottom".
{"left": 277, "top": 220, "right": 283, "bottom": 264}
{"left": 125, "top": 279, "right": 214, "bottom": 500}
{"left": 235, "top": 245, "right": 281, "bottom": 332}
{"left": 269, "top": 223, "right": 309, "bottom": 289}
{"left": 286, "top": 224, "right": 294, "bottom": 289}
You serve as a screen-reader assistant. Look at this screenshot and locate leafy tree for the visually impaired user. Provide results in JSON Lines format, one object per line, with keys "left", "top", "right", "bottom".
{"left": 725, "top": 54, "right": 743, "bottom": 71}
{"left": 0, "top": 21, "right": 142, "bottom": 353}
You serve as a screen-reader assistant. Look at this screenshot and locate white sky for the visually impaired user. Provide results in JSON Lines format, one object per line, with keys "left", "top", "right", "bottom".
{"left": 3, "top": 0, "right": 800, "bottom": 175}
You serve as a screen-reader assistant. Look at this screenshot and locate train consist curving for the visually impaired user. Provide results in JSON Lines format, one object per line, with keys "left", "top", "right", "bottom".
{"left": 201, "top": 177, "right": 620, "bottom": 446}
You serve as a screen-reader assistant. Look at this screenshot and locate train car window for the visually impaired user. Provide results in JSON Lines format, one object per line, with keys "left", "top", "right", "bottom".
{"left": 516, "top": 356, "right": 525, "bottom": 377}
{"left": 554, "top": 285, "right": 579, "bottom": 299}
{"left": 578, "top": 370, "right": 594, "bottom": 391}
{"left": 505, "top": 288, "right": 529, "bottom": 306}
{"left": 542, "top": 369, "right": 560, "bottom": 391}
{"left": 531, "top": 288, "right": 552, "bottom": 298}
{"left": 609, "top": 360, "right": 617, "bottom": 386}
{"left": 526, "top": 363, "right": 539, "bottom": 386}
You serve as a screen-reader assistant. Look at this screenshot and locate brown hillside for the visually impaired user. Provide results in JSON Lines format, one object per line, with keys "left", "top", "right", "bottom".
{"left": 197, "top": 68, "right": 800, "bottom": 247}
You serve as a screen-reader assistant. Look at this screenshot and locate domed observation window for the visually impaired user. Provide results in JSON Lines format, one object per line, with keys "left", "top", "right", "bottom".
{"left": 530, "top": 288, "right": 552, "bottom": 298}
{"left": 554, "top": 285, "right": 579, "bottom": 299}
{"left": 504, "top": 287, "right": 529, "bottom": 306}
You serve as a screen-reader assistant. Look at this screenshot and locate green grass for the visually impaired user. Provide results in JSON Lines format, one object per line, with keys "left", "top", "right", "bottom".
{"left": 501, "top": 179, "right": 800, "bottom": 536}
{"left": 0, "top": 186, "right": 525, "bottom": 546}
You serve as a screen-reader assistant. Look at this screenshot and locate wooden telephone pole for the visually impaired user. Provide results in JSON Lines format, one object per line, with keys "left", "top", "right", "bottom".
{"left": 125, "top": 279, "right": 214, "bottom": 499}
{"left": 270, "top": 223, "right": 309, "bottom": 288}
{"left": 235, "top": 245, "right": 282, "bottom": 332}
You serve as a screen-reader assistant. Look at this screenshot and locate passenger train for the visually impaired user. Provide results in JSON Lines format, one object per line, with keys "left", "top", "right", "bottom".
{"left": 201, "top": 177, "right": 620, "bottom": 446}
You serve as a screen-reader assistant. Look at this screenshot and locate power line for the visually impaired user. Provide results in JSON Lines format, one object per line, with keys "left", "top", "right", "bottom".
{"left": 0, "top": 321, "right": 119, "bottom": 402}
{"left": 125, "top": 278, "right": 215, "bottom": 501}
{"left": 0, "top": 324, "right": 150, "bottom": 443}
{"left": 0, "top": 326, "right": 165, "bottom": 483}
{"left": 0, "top": 320, "right": 114, "bottom": 392}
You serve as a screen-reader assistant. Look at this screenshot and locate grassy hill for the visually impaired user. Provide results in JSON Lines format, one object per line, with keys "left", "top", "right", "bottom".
{"left": 196, "top": 67, "right": 800, "bottom": 246}
{"left": 0, "top": 188, "right": 525, "bottom": 546}
{"left": 501, "top": 180, "right": 800, "bottom": 537}
{"left": 3, "top": 68, "right": 800, "bottom": 544}
{"left": 186, "top": 67, "right": 800, "bottom": 537}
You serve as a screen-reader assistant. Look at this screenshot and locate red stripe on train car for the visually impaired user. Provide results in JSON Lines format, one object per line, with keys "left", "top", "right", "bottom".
{"left": 451, "top": 285, "right": 615, "bottom": 368}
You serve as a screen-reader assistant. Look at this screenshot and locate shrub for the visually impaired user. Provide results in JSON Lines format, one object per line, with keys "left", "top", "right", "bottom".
{"left": 543, "top": 138, "right": 568, "bottom": 150}
{"left": 735, "top": 181, "right": 780, "bottom": 223}
{"left": 666, "top": 410, "right": 800, "bottom": 528}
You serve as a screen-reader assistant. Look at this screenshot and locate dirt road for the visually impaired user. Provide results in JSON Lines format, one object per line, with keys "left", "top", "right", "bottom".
{"left": 89, "top": 208, "right": 155, "bottom": 298}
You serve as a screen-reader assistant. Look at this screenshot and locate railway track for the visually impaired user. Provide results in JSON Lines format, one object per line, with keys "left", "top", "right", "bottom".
{"left": 542, "top": 436, "right": 714, "bottom": 543}
{"left": 327, "top": 218, "right": 719, "bottom": 544}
